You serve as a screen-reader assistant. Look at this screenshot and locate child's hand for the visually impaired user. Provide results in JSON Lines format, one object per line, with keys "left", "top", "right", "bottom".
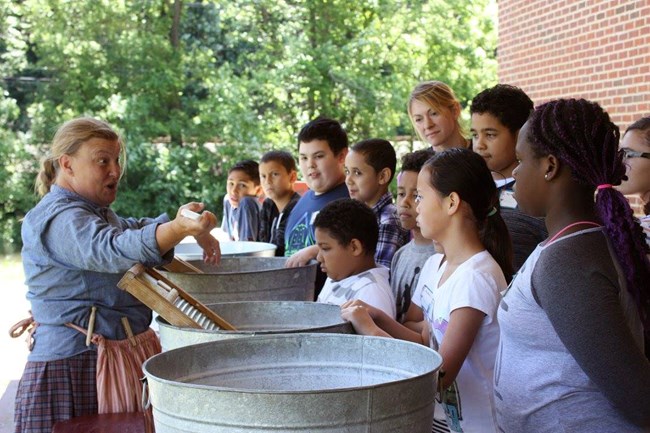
{"left": 341, "top": 303, "right": 380, "bottom": 336}
{"left": 341, "top": 299, "right": 382, "bottom": 320}
{"left": 195, "top": 233, "right": 221, "bottom": 265}
{"left": 285, "top": 245, "right": 318, "bottom": 268}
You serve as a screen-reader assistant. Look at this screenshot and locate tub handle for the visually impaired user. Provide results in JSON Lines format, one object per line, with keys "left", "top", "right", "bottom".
{"left": 141, "top": 376, "right": 151, "bottom": 410}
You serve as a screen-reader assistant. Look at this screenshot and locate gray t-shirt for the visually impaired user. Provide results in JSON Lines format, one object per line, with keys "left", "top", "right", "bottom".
{"left": 494, "top": 228, "right": 650, "bottom": 432}
{"left": 390, "top": 240, "right": 436, "bottom": 322}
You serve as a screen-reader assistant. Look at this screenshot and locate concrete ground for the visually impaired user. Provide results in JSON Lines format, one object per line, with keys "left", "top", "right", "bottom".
{"left": 0, "top": 255, "right": 30, "bottom": 433}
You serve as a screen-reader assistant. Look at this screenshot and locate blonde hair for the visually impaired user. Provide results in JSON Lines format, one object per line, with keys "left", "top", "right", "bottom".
{"left": 407, "top": 81, "right": 466, "bottom": 144}
{"left": 35, "top": 117, "right": 125, "bottom": 197}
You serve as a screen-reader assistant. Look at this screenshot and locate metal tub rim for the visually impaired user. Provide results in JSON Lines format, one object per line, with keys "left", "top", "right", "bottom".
{"left": 175, "top": 241, "right": 277, "bottom": 261}
{"left": 143, "top": 333, "right": 441, "bottom": 395}
{"left": 157, "top": 257, "right": 317, "bottom": 276}
{"left": 155, "top": 300, "right": 353, "bottom": 337}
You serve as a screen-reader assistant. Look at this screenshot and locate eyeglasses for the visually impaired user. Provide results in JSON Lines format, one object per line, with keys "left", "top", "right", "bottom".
{"left": 621, "top": 148, "right": 650, "bottom": 160}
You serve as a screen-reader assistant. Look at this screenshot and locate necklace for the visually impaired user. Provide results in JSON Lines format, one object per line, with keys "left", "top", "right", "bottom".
{"left": 546, "top": 221, "right": 601, "bottom": 245}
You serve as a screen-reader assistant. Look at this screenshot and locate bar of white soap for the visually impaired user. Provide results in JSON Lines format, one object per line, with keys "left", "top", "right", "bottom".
{"left": 181, "top": 209, "right": 201, "bottom": 221}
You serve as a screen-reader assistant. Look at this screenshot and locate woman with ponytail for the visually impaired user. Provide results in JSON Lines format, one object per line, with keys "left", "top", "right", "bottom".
{"left": 340, "top": 148, "right": 512, "bottom": 433}
{"left": 14, "top": 117, "right": 221, "bottom": 433}
{"left": 494, "top": 99, "right": 650, "bottom": 432}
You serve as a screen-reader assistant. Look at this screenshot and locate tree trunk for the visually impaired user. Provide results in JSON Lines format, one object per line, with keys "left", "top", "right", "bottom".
{"left": 169, "top": 0, "right": 183, "bottom": 146}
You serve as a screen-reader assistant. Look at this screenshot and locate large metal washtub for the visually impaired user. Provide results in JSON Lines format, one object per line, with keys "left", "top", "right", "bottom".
{"left": 156, "top": 301, "right": 354, "bottom": 351}
{"left": 174, "top": 241, "right": 278, "bottom": 260}
{"left": 158, "top": 257, "right": 317, "bottom": 304}
{"left": 144, "top": 333, "right": 442, "bottom": 432}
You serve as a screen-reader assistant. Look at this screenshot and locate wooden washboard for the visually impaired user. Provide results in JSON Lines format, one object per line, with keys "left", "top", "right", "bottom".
{"left": 117, "top": 263, "right": 236, "bottom": 331}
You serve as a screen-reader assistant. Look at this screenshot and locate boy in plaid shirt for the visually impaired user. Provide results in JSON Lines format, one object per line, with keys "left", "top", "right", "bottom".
{"left": 344, "top": 138, "right": 409, "bottom": 267}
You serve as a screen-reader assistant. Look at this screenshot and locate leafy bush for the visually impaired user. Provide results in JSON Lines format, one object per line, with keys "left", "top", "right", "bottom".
{"left": 112, "top": 140, "right": 264, "bottom": 221}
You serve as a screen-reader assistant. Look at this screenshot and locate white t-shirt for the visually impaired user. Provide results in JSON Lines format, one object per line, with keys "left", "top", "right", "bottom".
{"left": 641, "top": 214, "right": 650, "bottom": 249}
{"left": 317, "top": 267, "right": 395, "bottom": 318}
{"left": 412, "top": 251, "right": 506, "bottom": 433}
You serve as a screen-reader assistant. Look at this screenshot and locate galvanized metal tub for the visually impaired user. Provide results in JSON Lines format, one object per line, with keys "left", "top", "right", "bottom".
{"left": 143, "top": 333, "right": 442, "bottom": 432}
{"left": 157, "top": 301, "right": 354, "bottom": 351}
{"left": 159, "top": 257, "right": 317, "bottom": 304}
{"left": 175, "top": 241, "right": 277, "bottom": 261}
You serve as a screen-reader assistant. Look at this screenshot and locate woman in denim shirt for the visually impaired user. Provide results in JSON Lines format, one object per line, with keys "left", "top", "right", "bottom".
{"left": 14, "top": 117, "right": 221, "bottom": 433}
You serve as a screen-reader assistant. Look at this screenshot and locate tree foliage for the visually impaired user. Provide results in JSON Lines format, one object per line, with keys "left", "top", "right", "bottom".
{"left": 0, "top": 0, "right": 497, "bottom": 251}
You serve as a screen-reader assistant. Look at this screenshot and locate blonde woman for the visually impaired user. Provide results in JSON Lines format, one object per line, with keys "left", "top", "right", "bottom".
{"left": 13, "top": 117, "right": 220, "bottom": 433}
{"left": 408, "top": 81, "right": 470, "bottom": 152}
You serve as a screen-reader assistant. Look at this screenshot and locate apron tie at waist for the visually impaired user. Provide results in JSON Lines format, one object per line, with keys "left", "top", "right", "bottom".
{"left": 9, "top": 311, "right": 38, "bottom": 351}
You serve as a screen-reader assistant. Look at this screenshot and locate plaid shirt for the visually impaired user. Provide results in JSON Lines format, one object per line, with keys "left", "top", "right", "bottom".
{"left": 372, "top": 191, "right": 410, "bottom": 268}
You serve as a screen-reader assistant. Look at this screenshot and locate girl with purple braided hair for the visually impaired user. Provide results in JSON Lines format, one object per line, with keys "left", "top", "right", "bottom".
{"left": 493, "top": 99, "right": 650, "bottom": 432}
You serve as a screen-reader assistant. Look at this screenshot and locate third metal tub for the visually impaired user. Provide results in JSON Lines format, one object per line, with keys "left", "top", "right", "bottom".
{"left": 144, "top": 333, "right": 442, "bottom": 432}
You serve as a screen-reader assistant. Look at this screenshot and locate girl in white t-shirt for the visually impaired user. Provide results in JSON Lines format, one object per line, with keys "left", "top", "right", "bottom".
{"left": 341, "top": 148, "right": 512, "bottom": 433}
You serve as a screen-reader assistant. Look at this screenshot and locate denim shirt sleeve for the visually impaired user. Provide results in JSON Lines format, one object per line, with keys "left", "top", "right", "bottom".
{"left": 43, "top": 206, "right": 170, "bottom": 272}
{"left": 120, "top": 215, "right": 167, "bottom": 231}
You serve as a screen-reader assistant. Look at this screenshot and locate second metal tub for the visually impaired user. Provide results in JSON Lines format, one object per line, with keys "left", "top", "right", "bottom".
{"left": 157, "top": 301, "right": 354, "bottom": 351}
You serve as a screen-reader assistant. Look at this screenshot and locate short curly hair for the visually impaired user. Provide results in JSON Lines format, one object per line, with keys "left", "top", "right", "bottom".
{"left": 400, "top": 148, "right": 434, "bottom": 173}
{"left": 297, "top": 116, "right": 348, "bottom": 155}
{"left": 314, "top": 198, "right": 378, "bottom": 256}
{"left": 470, "top": 84, "right": 533, "bottom": 134}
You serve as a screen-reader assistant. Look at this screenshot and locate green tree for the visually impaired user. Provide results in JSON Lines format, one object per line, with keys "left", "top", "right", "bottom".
{"left": 0, "top": 0, "right": 497, "bottom": 250}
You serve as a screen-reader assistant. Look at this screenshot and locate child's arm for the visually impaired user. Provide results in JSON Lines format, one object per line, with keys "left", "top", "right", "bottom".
{"left": 257, "top": 199, "right": 273, "bottom": 243}
{"left": 402, "top": 302, "right": 425, "bottom": 333}
{"left": 436, "top": 307, "right": 485, "bottom": 389}
{"left": 340, "top": 304, "right": 391, "bottom": 337}
{"left": 221, "top": 197, "right": 236, "bottom": 241}
{"left": 341, "top": 300, "right": 427, "bottom": 345}
{"left": 285, "top": 244, "right": 319, "bottom": 267}
{"left": 235, "top": 196, "right": 261, "bottom": 241}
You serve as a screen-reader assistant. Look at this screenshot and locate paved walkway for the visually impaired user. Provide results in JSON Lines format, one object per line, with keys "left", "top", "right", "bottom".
{"left": 0, "top": 255, "right": 30, "bottom": 433}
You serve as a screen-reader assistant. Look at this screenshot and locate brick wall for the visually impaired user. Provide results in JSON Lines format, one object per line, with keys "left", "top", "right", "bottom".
{"left": 498, "top": 0, "right": 649, "bottom": 215}
{"left": 498, "top": 0, "right": 650, "bottom": 131}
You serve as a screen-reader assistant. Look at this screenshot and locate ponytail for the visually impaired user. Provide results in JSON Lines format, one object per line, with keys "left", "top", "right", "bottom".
{"left": 596, "top": 186, "right": 650, "bottom": 326}
{"left": 480, "top": 208, "right": 514, "bottom": 283}
{"left": 528, "top": 99, "right": 650, "bottom": 331}
{"left": 35, "top": 158, "right": 58, "bottom": 197}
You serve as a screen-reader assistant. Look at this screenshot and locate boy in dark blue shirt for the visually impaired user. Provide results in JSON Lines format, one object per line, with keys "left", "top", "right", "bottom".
{"left": 258, "top": 150, "right": 301, "bottom": 256}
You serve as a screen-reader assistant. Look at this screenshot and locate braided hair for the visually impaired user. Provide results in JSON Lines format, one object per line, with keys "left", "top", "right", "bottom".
{"left": 528, "top": 98, "right": 650, "bottom": 331}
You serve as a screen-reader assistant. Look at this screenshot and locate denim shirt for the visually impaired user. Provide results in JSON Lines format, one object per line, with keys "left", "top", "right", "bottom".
{"left": 21, "top": 185, "right": 173, "bottom": 362}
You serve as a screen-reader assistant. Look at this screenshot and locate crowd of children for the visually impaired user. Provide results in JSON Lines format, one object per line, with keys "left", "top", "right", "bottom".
{"left": 212, "top": 80, "right": 650, "bottom": 433}
{"left": 20, "top": 79, "right": 648, "bottom": 433}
